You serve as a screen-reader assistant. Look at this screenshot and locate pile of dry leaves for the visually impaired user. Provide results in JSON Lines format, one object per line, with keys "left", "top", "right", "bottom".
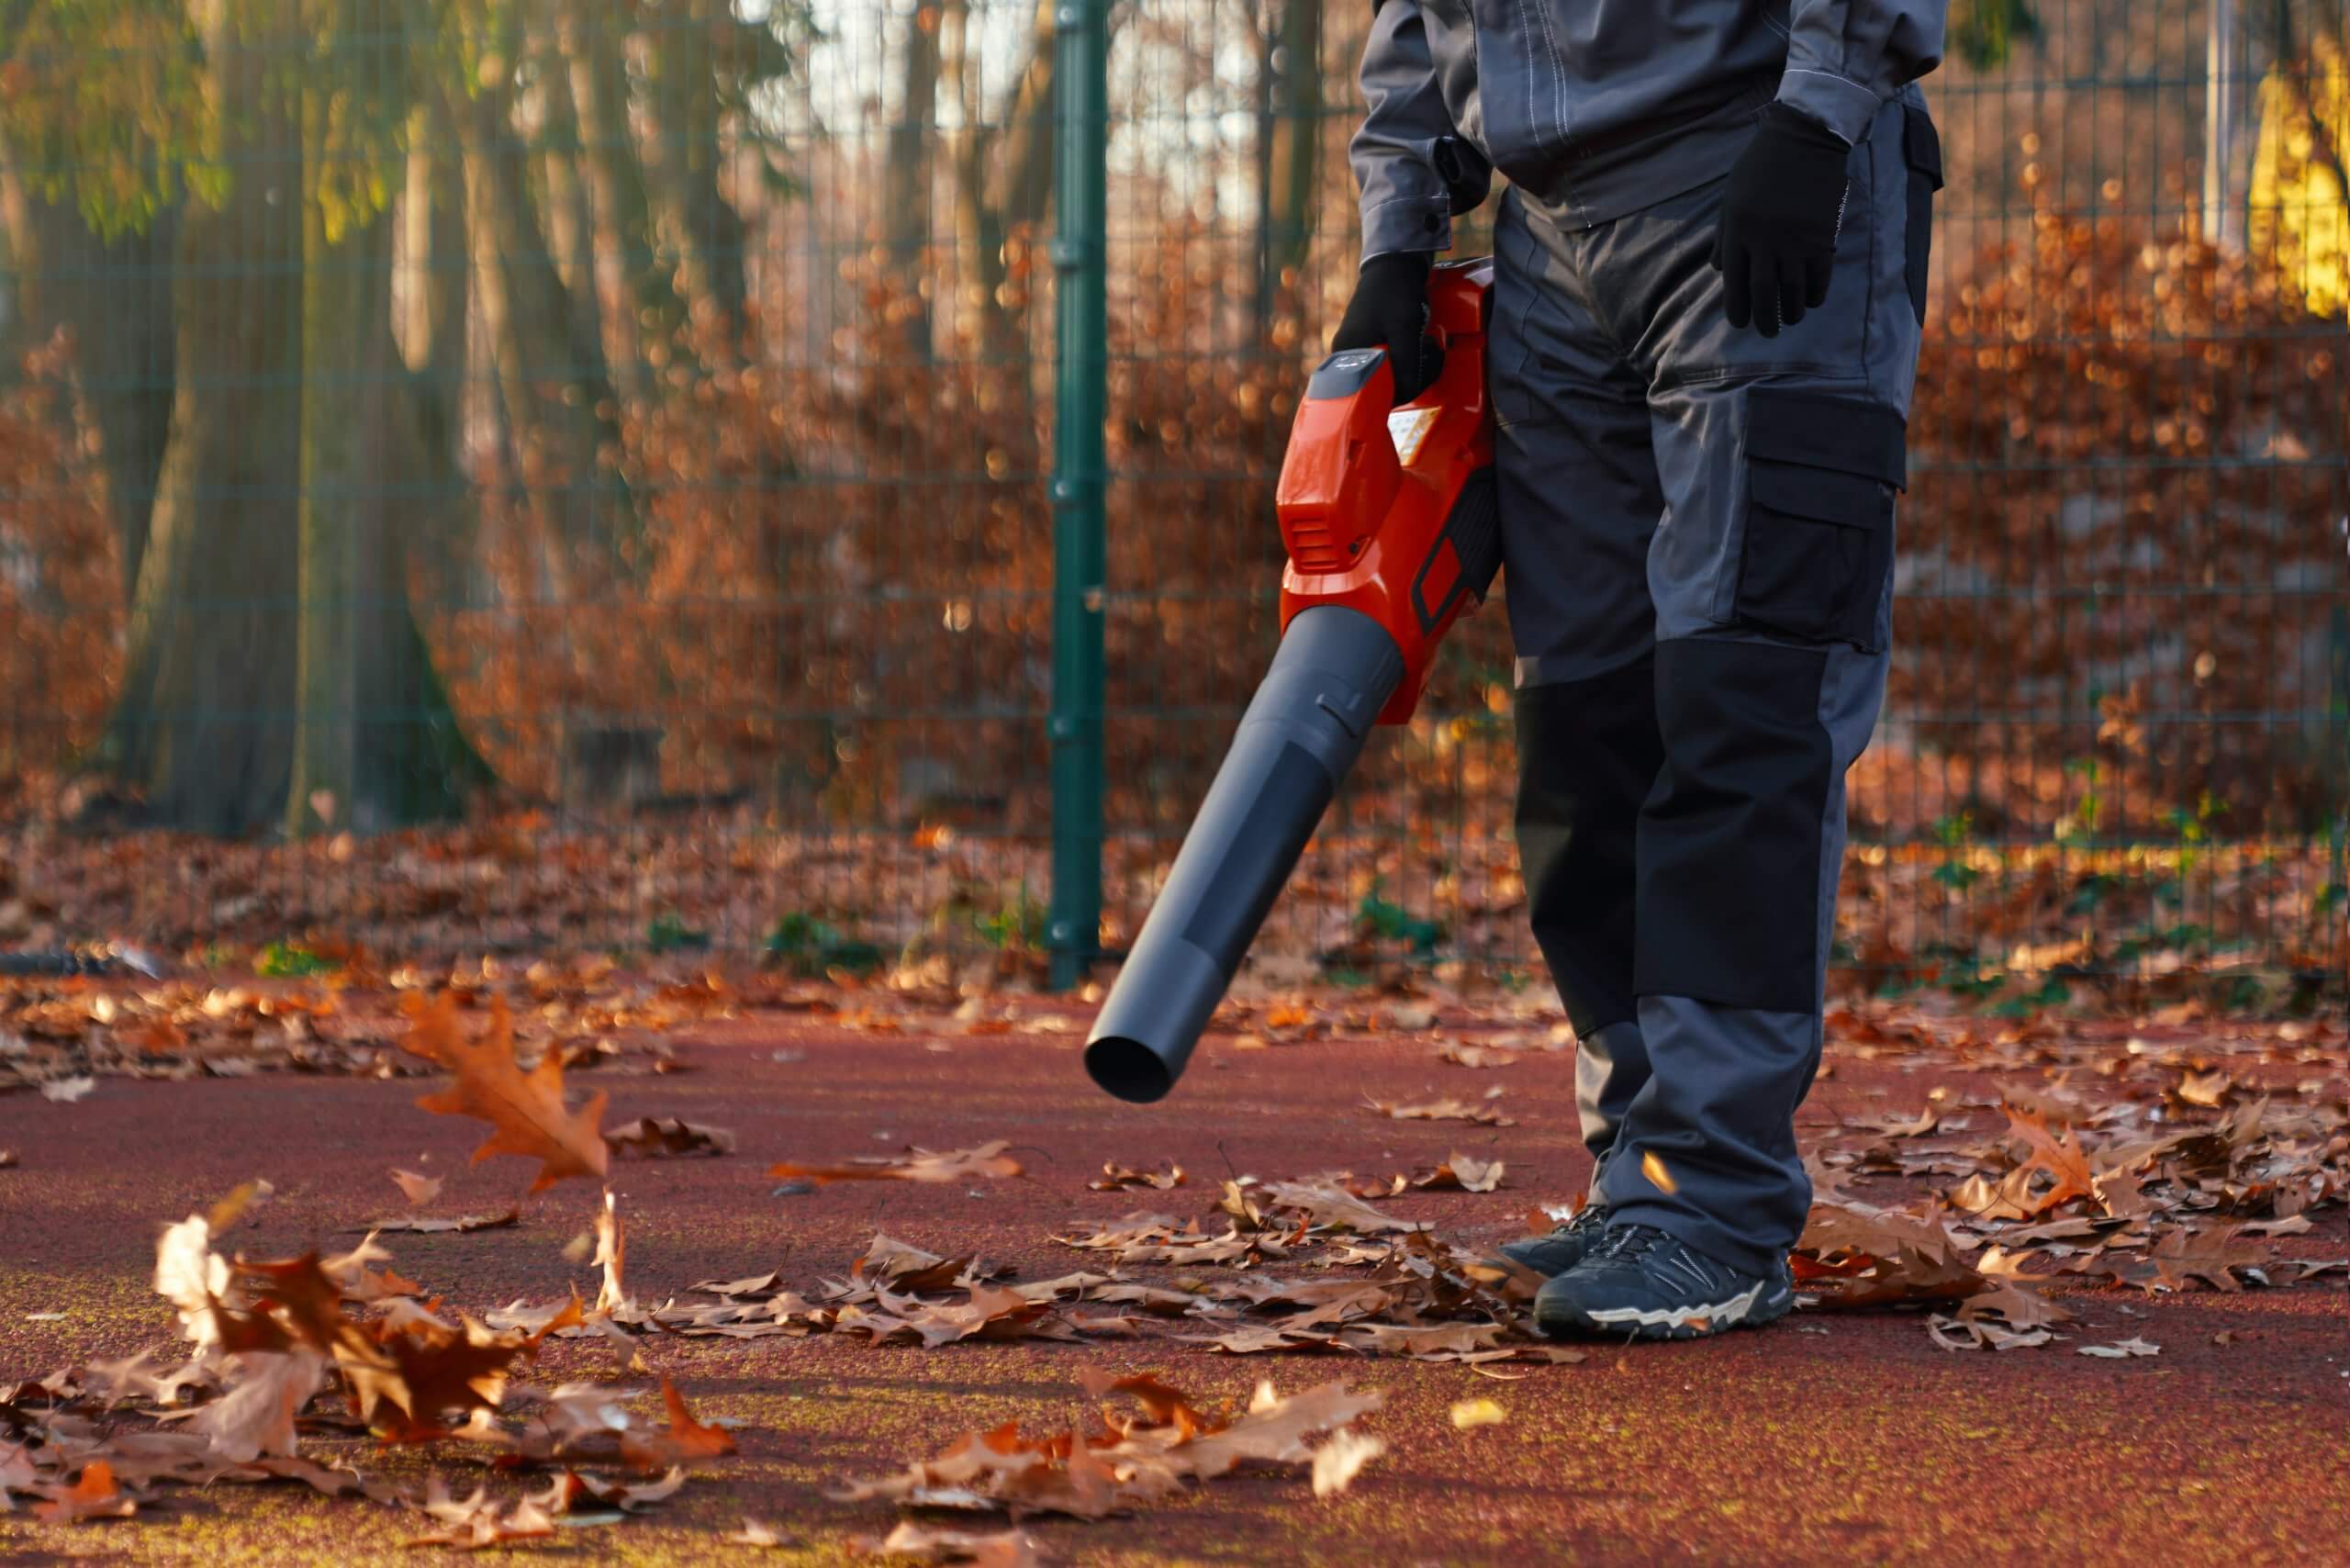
{"left": 0, "top": 1179, "right": 737, "bottom": 1545}
{"left": 1786, "top": 1026, "right": 2347, "bottom": 1352}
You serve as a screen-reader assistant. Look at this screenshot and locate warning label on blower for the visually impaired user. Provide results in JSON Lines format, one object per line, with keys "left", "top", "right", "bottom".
{"left": 1386, "top": 406, "right": 1439, "bottom": 467}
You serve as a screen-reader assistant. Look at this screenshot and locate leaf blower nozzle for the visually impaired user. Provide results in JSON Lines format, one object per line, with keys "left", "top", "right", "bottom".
{"left": 1085, "top": 258, "right": 1499, "bottom": 1103}
{"left": 1084, "top": 607, "right": 1406, "bottom": 1102}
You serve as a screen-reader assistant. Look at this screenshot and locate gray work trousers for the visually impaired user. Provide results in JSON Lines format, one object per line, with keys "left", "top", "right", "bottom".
{"left": 1497, "top": 94, "right": 1939, "bottom": 1278}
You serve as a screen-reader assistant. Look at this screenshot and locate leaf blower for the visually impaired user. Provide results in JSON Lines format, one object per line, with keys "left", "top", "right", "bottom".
{"left": 1084, "top": 258, "right": 1500, "bottom": 1103}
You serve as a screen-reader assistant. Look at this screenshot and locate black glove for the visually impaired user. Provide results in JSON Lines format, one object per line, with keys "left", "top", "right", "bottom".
{"left": 1331, "top": 251, "right": 1437, "bottom": 404}
{"left": 1712, "top": 103, "right": 1853, "bottom": 337}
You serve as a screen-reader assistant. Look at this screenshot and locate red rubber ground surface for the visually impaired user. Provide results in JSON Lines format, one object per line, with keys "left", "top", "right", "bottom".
{"left": 3, "top": 1009, "right": 2344, "bottom": 1565}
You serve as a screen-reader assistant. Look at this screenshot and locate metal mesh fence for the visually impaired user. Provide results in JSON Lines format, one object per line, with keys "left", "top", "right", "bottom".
{"left": 0, "top": 1, "right": 2342, "bottom": 1002}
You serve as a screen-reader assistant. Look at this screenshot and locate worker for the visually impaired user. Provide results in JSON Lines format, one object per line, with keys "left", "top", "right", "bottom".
{"left": 1335, "top": 0, "right": 1947, "bottom": 1338}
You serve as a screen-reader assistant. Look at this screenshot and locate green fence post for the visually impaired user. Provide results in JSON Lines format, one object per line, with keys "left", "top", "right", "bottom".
{"left": 1046, "top": 0, "right": 1109, "bottom": 991}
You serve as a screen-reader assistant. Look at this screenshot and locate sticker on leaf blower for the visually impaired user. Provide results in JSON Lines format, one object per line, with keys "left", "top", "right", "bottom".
{"left": 1386, "top": 406, "right": 1439, "bottom": 466}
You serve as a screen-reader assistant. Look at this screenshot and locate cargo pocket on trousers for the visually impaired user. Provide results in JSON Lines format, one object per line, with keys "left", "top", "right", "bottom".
{"left": 1901, "top": 103, "right": 1942, "bottom": 326}
{"left": 1733, "top": 391, "right": 1905, "bottom": 652}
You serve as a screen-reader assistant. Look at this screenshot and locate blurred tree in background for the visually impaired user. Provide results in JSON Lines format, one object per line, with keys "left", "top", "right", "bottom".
{"left": 0, "top": 2, "right": 2336, "bottom": 988}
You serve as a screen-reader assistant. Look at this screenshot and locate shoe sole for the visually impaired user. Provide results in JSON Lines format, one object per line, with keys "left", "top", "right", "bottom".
{"left": 1534, "top": 1278, "right": 1795, "bottom": 1342}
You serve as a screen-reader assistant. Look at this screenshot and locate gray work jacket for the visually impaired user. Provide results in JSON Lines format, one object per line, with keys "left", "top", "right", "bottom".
{"left": 1354, "top": 0, "right": 1946, "bottom": 257}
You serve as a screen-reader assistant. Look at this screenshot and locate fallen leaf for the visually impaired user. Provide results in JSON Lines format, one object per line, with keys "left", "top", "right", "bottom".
{"left": 619, "top": 1379, "right": 737, "bottom": 1470}
{"left": 861, "top": 1520, "right": 1046, "bottom": 1566}
{"left": 348, "top": 1314, "right": 532, "bottom": 1439}
{"left": 1847, "top": 1107, "right": 1939, "bottom": 1137}
{"left": 729, "top": 1518, "right": 789, "bottom": 1548}
{"left": 606, "top": 1116, "right": 735, "bottom": 1159}
{"left": 834, "top": 1376, "right": 1376, "bottom": 1519}
{"left": 1364, "top": 1095, "right": 1515, "bottom": 1127}
{"left": 593, "top": 1191, "right": 629, "bottom": 1315}
{"left": 1926, "top": 1315, "right": 2054, "bottom": 1351}
{"left": 153, "top": 1211, "right": 233, "bottom": 1348}
{"left": 1311, "top": 1428, "right": 1387, "bottom": 1497}
{"left": 361, "top": 1209, "right": 520, "bottom": 1236}
{"left": 181, "top": 1350, "right": 323, "bottom": 1462}
{"left": 533, "top": 1464, "right": 688, "bottom": 1514}
{"left": 39, "top": 1075, "right": 95, "bottom": 1103}
{"left": 404, "top": 994, "right": 609, "bottom": 1193}
{"left": 33, "top": 1460, "right": 136, "bottom": 1523}
{"left": 1997, "top": 1104, "right": 2097, "bottom": 1218}
{"left": 2175, "top": 1070, "right": 2232, "bottom": 1108}
{"left": 1413, "top": 1155, "right": 1505, "bottom": 1193}
{"left": 1257, "top": 1181, "right": 1427, "bottom": 1235}
{"left": 2078, "top": 1338, "right": 2161, "bottom": 1359}
{"left": 403, "top": 1495, "right": 558, "bottom": 1550}
{"left": 1089, "top": 1161, "right": 1186, "bottom": 1192}
{"left": 769, "top": 1139, "right": 1023, "bottom": 1185}
{"left": 389, "top": 1169, "right": 443, "bottom": 1206}
{"left": 1450, "top": 1398, "right": 1506, "bottom": 1429}
{"left": 1436, "top": 1041, "right": 1517, "bottom": 1069}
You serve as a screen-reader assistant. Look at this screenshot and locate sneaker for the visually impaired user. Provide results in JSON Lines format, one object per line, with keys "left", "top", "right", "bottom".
{"left": 1494, "top": 1203, "right": 1611, "bottom": 1279}
{"left": 1533, "top": 1224, "right": 1793, "bottom": 1340}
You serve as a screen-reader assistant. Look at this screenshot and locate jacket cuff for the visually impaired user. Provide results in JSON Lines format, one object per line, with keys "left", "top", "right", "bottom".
{"left": 1360, "top": 195, "right": 1450, "bottom": 265}
{"left": 1774, "top": 68, "right": 1879, "bottom": 145}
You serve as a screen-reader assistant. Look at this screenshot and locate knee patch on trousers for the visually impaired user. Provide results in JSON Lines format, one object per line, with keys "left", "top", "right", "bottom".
{"left": 1733, "top": 392, "right": 1904, "bottom": 653}
{"left": 1516, "top": 657, "right": 1664, "bottom": 1036}
{"left": 1633, "top": 637, "right": 1832, "bottom": 1014}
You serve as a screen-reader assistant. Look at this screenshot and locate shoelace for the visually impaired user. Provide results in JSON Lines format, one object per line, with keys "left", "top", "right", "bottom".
{"left": 1592, "top": 1223, "right": 1674, "bottom": 1265}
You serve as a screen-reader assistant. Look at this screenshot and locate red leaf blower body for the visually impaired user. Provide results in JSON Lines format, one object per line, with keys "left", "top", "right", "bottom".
{"left": 1085, "top": 259, "right": 1500, "bottom": 1103}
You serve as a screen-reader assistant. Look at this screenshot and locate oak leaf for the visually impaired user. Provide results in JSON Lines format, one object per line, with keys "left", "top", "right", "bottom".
{"left": 860, "top": 1521, "right": 1045, "bottom": 1567}
{"left": 389, "top": 1169, "right": 443, "bottom": 1206}
{"left": 1412, "top": 1155, "right": 1505, "bottom": 1193}
{"left": 619, "top": 1379, "right": 737, "bottom": 1471}
{"left": 403, "top": 1494, "right": 557, "bottom": 1550}
{"left": 530, "top": 1464, "right": 688, "bottom": 1514}
{"left": 361, "top": 1209, "right": 520, "bottom": 1236}
{"left": 768, "top": 1139, "right": 1022, "bottom": 1186}
{"left": 180, "top": 1350, "right": 322, "bottom": 1462}
{"left": 404, "top": 994, "right": 609, "bottom": 1193}
{"left": 350, "top": 1315, "right": 530, "bottom": 1440}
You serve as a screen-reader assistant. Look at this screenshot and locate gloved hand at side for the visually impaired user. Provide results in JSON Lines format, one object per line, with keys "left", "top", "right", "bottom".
{"left": 1712, "top": 104, "right": 1853, "bottom": 337}
{"left": 1331, "top": 251, "right": 1437, "bottom": 404}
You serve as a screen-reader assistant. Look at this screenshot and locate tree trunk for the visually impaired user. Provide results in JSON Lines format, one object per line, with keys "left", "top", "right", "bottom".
{"left": 559, "top": 0, "right": 676, "bottom": 397}
{"left": 939, "top": 0, "right": 1125, "bottom": 365}
{"left": 532, "top": 17, "right": 610, "bottom": 389}
{"left": 646, "top": 0, "right": 748, "bottom": 356}
{"left": 286, "top": 194, "right": 487, "bottom": 838}
{"left": 881, "top": 3, "right": 942, "bottom": 361}
{"left": 986, "top": 0, "right": 1061, "bottom": 231}
{"left": 0, "top": 148, "right": 179, "bottom": 600}
{"left": 397, "top": 102, "right": 475, "bottom": 571}
{"left": 449, "top": 70, "right": 639, "bottom": 596}
{"left": 941, "top": 0, "right": 1019, "bottom": 368}
{"left": 100, "top": 4, "right": 303, "bottom": 835}
{"left": 1261, "top": 0, "right": 1321, "bottom": 319}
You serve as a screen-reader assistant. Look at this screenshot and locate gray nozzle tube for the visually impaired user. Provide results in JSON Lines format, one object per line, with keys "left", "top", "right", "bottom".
{"left": 1084, "top": 606, "right": 1406, "bottom": 1103}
